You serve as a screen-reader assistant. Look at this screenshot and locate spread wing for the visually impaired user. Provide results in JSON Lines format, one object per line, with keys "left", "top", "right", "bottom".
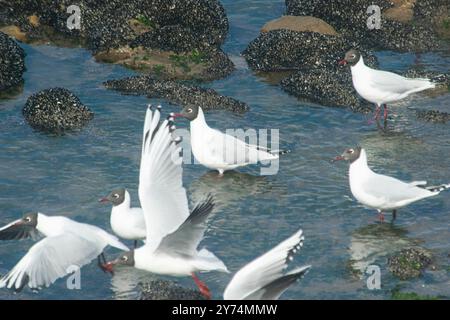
{"left": 224, "top": 229, "right": 310, "bottom": 300}
{"left": 0, "top": 233, "right": 103, "bottom": 291}
{"left": 138, "top": 106, "right": 190, "bottom": 250}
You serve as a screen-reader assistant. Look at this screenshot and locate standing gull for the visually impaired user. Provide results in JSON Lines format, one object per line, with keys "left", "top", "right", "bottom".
{"left": 224, "top": 229, "right": 310, "bottom": 300}
{"left": 333, "top": 147, "right": 450, "bottom": 221}
{"left": 0, "top": 212, "right": 128, "bottom": 291}
{"left": 103, "top": 106, "right": 228, "bottom": 299}
{"left": 339, "top": 49, "right": 435, "bottom": 123}
{"left": 172, "top": 105, "right": 289, "bottom": 175}
{"left": 99, "top": 188, "right": 146, "bottom": 247}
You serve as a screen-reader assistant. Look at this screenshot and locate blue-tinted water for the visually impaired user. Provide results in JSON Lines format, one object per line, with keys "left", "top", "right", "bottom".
{"left": 0, "top": 0, "right": 449, "bottom": 299}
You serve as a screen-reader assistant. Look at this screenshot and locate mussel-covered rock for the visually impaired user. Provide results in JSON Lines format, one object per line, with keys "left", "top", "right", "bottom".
{"left": 139, "top": 280, "right": 205, "bottom": 300}
{"left": 104, "top": 76, "right": 249, "bottom": 113}
{"left": 22, "top": 88, "right": 93, "bottom": 133}
{"left": 0, "top": 31, "right": 25, "bottom": 94}
{"left": 388, "top": 247, "right": 433, "bottom": 280}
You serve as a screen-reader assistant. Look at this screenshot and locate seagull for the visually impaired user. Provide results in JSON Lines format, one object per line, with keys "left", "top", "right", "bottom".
{"left": 171, "top": 106, "right": 289, "bottom": 175}
{"left": 333, "top": 146, "right": 450, "bottom": 221}
{"left": 103, "top": 106, "right": 228, "bottom": 299}
{"left": 339, "top": 49, "right": 435, "bottom": 123}
{"left": 99, "top": 188, "right": 146, "bottom": 247}
{"left": 224, "top": 229, "right": 310, "bottom": 300}
{"left": 0, "top": 212, "right": 128, "bottom": 291}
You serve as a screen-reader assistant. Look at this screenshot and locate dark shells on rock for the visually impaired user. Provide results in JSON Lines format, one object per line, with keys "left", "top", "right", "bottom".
{"left": 104, "top": 76, "right": 249, "bottom": 113}
{"left": 388, "top": 247, "right": 433, "bottom": 280}
{"left": 416, "top": 109, "right": 450, "bottom": 123}
{"left": 0, "top": 31, "right": 25, "bottom": 93}
{"left": 242, "top": 29, "right": 377, "bottom": 111}
{"left": 285, "top": 0, "right": 445, "bottom": 52}
{"left": 280, "top": 68, "right": 371, "bottom": 112}
{"left": 22, "top": 88, "right": 94, "bottom": 134}
{"left": 139, "top": 280, "right": 205, "bottom": 300}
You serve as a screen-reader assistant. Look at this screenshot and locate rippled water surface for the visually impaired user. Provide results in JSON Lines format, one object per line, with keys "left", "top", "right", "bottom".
{"left": 0, "top": 0, "right": 449, "bottom": 300}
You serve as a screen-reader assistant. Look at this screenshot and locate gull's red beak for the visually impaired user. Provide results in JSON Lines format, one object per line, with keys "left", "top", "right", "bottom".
{"left": 98, "top": 197, "right": 109, "bottom": 203}
{"left": 170, "top": 112, "right": 183, "bottom": 119}
{"left": 332, "top": 155, "right": 344, "bottom": 162}
{"left": 338, "top": 59, "right": 347, "bottom": 66}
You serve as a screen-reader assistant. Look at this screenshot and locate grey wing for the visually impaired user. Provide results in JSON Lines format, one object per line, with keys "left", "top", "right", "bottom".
{"left": 155, "top": 195, "right": 214, "bottom": 257}
{"left": 212, "top": 129, "right": 272, "bottom": 165}
{"left": 0, "top": 233, "right": 103, "bottom": 291}
{"left": 369, "top": 69, "right": 433, "bottom": 94}
{"left": 245, "top": 266, "right": 311, "bottom": 300}
{"left": 363, "top": 173, "right": 433, "bottom": 203}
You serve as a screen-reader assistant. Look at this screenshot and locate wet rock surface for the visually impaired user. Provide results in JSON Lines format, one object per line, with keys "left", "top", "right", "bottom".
{"left": 280, "top": 68, "right": 372, "bottom": 112}
{"left": 0, "top": 31, "right": 25, "bottom": 93}
{"left": 261, "top": 15, "right": 338, "bottom": 36}
{"left": 1, "top": 0, "right": 233, "bottom": 81}
{"left": 22, "top": 88, "right": 93, "bottom": 134}
{"left": 388, "top": 247, "right": 433, "bottom": 280}
{"left": 285, "top": 0, "right": 447, "bottom": 52}
{"left": 104, "top": 76, "right": 249, "bottom": 113}
{"left": 416, "top": 109, "right": 450, "bottom": 123}
{"left": 139, "top": 280, "right": 205, "bottom": 300}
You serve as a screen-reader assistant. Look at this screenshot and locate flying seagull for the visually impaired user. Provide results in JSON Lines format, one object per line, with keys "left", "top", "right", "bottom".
{"left": 172, "top": 105, "right": 289, "bottom": 175}
{"left": 339, "top": 49, "right": 435, "bottom": 123}
{"left": 99, "top": 188, "right": 146, "bottom": 248}
{"left": 224, "top": 229, "right": 310, "bottom": 300}
{"left": 103, "top": 106, "right": 228, "bottom": 299}
{"left": 333, "top": 147, "right": 450, "bottom": 221}
{"left": 0, "top": 212, "right": 128, "bottom": 291}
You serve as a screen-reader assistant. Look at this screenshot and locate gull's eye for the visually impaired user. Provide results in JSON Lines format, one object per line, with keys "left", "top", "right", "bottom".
{"left": 113, "top": 194, "right": 119, "bottom": 199}
{"left": 121, "top": 256, "right": 128, "bottom": 262}
{"left": 24, "top": 217, "right": 31, "bottom": 222}
{"left": 187, "top": 108, "right": 193, "bottom": 113}
{"left": 348, "top": 149, "right": 354, "bottom": 154}
{"left": 350, "top": 54, "right": 355, "bottom": 59}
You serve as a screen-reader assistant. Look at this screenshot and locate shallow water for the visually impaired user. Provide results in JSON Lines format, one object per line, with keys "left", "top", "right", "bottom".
{"left": 0, "top": 0, "right": 449, "bottom": 300}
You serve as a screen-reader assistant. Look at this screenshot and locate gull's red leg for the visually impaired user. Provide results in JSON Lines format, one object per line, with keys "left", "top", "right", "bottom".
{"left": 191, "top": 273, "right": 211, "bottom": 300}
{"left": 383, "top": 104, "right": 388, "bottom": 121}
{"left": 377, "top": 211, "right": 385, "bottom": 223}
{"left": 368, "top": 105, "right": 381, "bottom": 124}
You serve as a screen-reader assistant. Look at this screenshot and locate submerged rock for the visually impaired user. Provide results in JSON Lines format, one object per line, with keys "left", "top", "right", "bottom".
{"left": 104, "top": 76, "right": 249, "bottom": 113}
{"left": 0, "top": 31, "right": 25, "bottom": 93}
{"left": 22, "top": 88, "right": 93, "bottom": 134}
{"left": 139, "top": 280, "right": 205, "bottom": 300}
{"left": 388, "top": 247, "right": 433, "bottom": 280}
{"left": 416, "top": 109, "right": 450, "bottom": 123}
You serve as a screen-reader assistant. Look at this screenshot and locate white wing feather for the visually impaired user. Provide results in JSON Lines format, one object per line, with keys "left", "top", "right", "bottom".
{"left": 139, "top": 106, "right": 189, "bottom": 250}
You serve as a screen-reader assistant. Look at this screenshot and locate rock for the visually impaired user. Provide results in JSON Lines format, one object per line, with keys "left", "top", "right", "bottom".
{"left": 22, "top": 88, "right": 93, "bottom": 134}
{"left": 416, "top": 109, "right": 450, "bottom": 123}
{"left": 285, "top": 0, "right": 444, "bottom": 52}
{"left": 139, "top": 280, "right": 205, "bottom": 300}
{"left": 280, "top": 68, "right": 371, "bottom": 112}
{"left": 104, "top": 76, "right": 249, "bottom": 113}
{"left": 242, "top": 29, "right": 377, "bottom": 72}
{"left": 95, "top": 47, "right": 234, "bottom": 82}
{"left": 261, "top": 16, "right": 338, "bottom": 36}
{"left": 243, "top": 29, "right": 379, "bottom": 111}
{"left": 388, "top": 247, "right": 433, "bottom": 280}
{"left": 0, "top": 31, "right": 25, "bottom": 93}
{"left": 1, "top": 0, "right": 232, "bottom": 81}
